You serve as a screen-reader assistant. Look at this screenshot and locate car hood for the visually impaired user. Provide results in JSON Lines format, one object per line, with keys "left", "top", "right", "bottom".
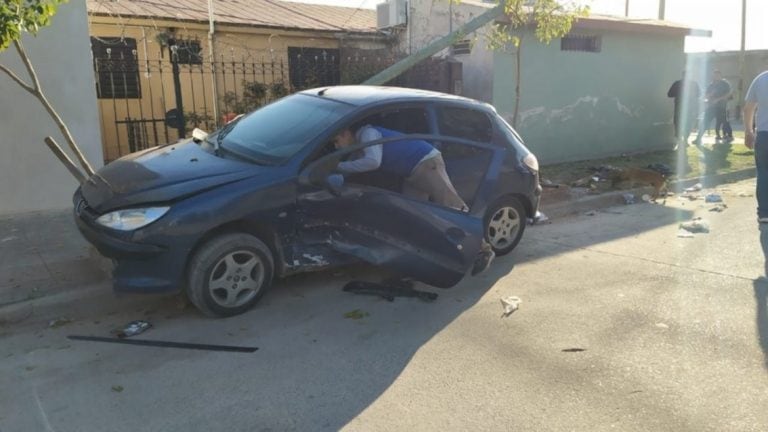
{"left": 80, "top": 141, "right": 264, "bottom": 213}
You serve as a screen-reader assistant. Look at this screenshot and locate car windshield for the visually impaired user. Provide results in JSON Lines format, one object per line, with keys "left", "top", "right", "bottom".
{"left": 217, "top": 94, "right": 352, "bottom": 164}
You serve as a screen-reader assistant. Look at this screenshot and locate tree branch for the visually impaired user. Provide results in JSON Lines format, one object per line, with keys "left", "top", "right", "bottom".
{"left": 14, "top": 39, "right": 42, "bottom": 92}
{"left": 0, "top": 63, "right": 35, "bottom": 94}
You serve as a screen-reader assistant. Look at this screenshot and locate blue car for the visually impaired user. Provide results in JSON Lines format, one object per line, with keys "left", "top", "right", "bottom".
{"left": 74, "top": 86, "right": 541, "bottom": 317}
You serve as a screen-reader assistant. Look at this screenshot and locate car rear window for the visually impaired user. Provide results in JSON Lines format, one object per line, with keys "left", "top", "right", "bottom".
{"left": 220, "top": 94, "right": 353, "bottom": 164}
{"left": 437, "top": 106, "right": 493, "bottom": 143}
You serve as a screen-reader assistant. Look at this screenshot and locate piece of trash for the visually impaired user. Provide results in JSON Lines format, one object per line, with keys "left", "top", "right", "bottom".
{"left": 111, "top": 385, "right": 124, "bottom": 393}
{"left": 48, "top": 318, "right": 73, "bottom": 328}
{"left": 709, "top": 204, "right": 728, "bottom": 212}
{"left": 343, "top": 309, "right": 369, "bottom": 320}
{"left": 676, "top": 229, "right": 694, "bottom": 238}
{"left": 115, "top": 320, "right": 152, "bottom": 338}
{"left": 685, "top": 183, "right": 702, "bottom": 192}
{"left": 500, "top": 296, "right": 522, "bottom": 318}
{"left": 584, "top": 210, "right": 597, "bottom": 216}
{"left": 705, "top": 193, "right": 723, "bottom": 203}
{"left": 655, "top": 323, "right": 669, "bottom": 329}
{"left": 1, "top": 236, "right": 18, "bottom": 243}
{"left": 679, "top": 217, "right": 710, "bottom": 233}
{"left": 623, "top": 193, "right": 635, "bottom": 204}
{"left": 562, "top": 348, "right": 586, "bottom": 352}
{"left": 68, "top": 335, "right": 258, "bottom": 352}
{"left": 534, "top": 211, "right": 550, "bottom": 224}
{"left": 738, "top": 192, "right": 754, "bottom": 197}
{"left": 641, "top": 194, "right": 651, "bottom": 202}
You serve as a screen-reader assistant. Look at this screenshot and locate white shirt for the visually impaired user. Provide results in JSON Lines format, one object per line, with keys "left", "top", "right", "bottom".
{"left": 336, "top": 125, "right": 440, "bottom": 174}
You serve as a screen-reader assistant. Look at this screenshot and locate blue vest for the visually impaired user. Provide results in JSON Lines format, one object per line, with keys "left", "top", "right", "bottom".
{"left": 372, "top": 127, "right": 434, "bottom": 177}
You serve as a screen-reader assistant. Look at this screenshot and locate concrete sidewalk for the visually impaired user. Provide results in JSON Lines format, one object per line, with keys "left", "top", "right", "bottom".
{"left": 0, "top": 166, "right": 757, "bottom": 326}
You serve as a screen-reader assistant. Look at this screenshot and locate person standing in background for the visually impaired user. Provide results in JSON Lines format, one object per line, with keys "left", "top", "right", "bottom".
{"left": 667, "top": 70, "right": 700, "bottom": 149}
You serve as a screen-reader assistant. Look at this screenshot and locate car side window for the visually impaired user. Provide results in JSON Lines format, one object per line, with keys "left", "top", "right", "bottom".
{"left": 437, "top": 107, "right": 493, "bottom": 144}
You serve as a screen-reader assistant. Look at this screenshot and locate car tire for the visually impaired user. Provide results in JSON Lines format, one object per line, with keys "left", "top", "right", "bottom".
{"left": 187, "top": 233, "right": 274, "bottom": 318}
{"left": 483, "top": 196, "right": 526, "bottom": 256}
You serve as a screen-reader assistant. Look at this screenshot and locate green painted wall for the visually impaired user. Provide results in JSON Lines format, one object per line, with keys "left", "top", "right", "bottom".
{"left": 493, "top": 30, "right": 684, "bottom": 164}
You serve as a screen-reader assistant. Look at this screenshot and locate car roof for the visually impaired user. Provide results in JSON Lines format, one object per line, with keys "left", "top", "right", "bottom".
{"left": 299, "top": 85, "right": 493, "bottom": 111}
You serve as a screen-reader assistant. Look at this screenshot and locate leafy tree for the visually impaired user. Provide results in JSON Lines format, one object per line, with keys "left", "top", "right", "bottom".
{"left": 0, "top": 0, "right": 94, "bottom": 182}
{"left": 457, "top": 0, "right": 589, "bottom": 127}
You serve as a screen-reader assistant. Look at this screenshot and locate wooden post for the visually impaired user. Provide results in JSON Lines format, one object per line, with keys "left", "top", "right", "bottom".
{"left": 362, "top": 4, "right": 504, "bottom": 85}
{"left": 44, "top": 137, "right": 86, "bottom": 184}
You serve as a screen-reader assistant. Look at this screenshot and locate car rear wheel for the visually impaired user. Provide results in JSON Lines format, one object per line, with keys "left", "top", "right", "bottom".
{"left": 187, "top": 233, "right": 274, "bottom": 317}
{"left": 484, "top": 196, "right": 526, "bottom": 256}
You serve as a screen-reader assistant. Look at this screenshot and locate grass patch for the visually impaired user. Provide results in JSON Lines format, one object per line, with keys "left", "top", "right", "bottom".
{"left": 541, "top": 144, "right": 755, "bottom": 186}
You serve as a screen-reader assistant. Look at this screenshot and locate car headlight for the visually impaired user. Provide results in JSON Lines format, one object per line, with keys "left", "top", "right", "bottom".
{"left": 523, "top": 153, "right": 539, "bottom": 173}
{"left": 96, "top": 207, "right": 170, "bottom": 231}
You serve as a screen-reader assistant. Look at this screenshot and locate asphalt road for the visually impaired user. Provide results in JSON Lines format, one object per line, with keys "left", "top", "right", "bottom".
{"left": 1, "top": 178, "right": 767, "bottom": 432}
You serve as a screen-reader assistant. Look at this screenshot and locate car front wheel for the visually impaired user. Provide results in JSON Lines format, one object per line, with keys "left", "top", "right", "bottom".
{"left": 484, "top": 196, "right": 526, "bottom": 256}
{"left": 187, "top": 233, "right": 274, "bottom": 317}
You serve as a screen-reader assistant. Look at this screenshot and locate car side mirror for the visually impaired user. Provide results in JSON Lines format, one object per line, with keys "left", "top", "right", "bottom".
{"left": 191, "top": 128, "right": 208, "bottom": 143}
{"left": 324, "top": 174, "right": 344, "bottom": 196}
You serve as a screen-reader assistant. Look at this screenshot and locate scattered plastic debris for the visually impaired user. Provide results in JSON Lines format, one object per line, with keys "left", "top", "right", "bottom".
{"left": 534, "top": 212, "right": 550, "bottom": 224}
{"left": 709, "top": 204, "right": 728, "bottom": 212}
{"left": 115, "top": 320, "right": 152, "bottom": 338}
{"left": 685, "top": 183, "right": 703, "bottom": 192}
{"left": 48, "top": 318, "right": 73, "bottom": 328}
{"left": 500, "top": 296, "right": 522, "bottom": 318}
{"left": 641, "top": 194, "right": 651, "bottom": 202}
{"left": 343, "top": 309, "right": 369, "bottom": 320}
{"left": 680, "top": 217, "right": 710, "bottom": 234}
{"left": 655, "top": 323, "right": 669, "bottom": 329}
{"left": 111, "top": 385, "right": 124, "bottom": 393}
{"left": 584, "top": 210, "right": 597, "bottom": 216}
{"left": 677, "top": 229, "right": 694, "bottom": 238}
{"left": 705, "top": 193, "right": 723, "bottom": 203}
{"left": 623, "top": 193, "right": 635, "bottom": 204}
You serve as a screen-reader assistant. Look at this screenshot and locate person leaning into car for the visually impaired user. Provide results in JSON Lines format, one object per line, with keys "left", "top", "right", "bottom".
{"left": 332, "top": 125, "right": 468, "bottom": 211}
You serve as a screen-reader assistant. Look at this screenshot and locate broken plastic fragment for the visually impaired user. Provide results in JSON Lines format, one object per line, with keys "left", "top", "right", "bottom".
{"left": 116, "top": 320, "right": 152, "bottom": 338}
{"left": 705, "top": 193, "right": 723, "bottom": 203}
{"left": 679, "top": 217, "right": 710, "bottom": 233}
{"left": 676, "top": 229, "right": 694, "bottom": 238}
{"left": 685, "top": 183, "right": 703, "bottom": 192}
{"left": 500, "top": 296, "right": 522, "bottom": 318}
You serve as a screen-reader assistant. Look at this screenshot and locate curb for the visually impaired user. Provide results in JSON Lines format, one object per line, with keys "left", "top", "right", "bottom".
{"left": 540, "top": 168, "right": 756, "bottom": 220}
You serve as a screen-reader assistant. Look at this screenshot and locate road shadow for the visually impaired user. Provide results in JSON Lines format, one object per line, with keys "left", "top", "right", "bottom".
{"left": 698, "top": 144, "right": 732, "bottom": 175}
{"left": 754, "top": 279, "right": 768, "bottom": 370}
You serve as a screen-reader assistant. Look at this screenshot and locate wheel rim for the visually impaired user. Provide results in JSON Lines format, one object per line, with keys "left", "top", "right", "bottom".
{"left": 208, "top": 250, "right": 264, "bottom": 308}
{"left": 487, "top": 206, "right": 521, "bottom": 250}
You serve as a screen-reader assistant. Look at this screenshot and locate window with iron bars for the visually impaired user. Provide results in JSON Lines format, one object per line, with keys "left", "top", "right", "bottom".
{"left": 91, "top": 37, "right": 141, "bottom": 99}
{"left": 172, "top": 39, "right": 203, "bottom": 65}
{"left": 560, "top": 35, "right": 602, "bottom": 53}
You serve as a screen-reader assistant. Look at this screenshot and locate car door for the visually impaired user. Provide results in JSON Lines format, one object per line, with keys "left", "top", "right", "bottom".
{"left": 296, "top": 133, "right": 486, "bottom": 288}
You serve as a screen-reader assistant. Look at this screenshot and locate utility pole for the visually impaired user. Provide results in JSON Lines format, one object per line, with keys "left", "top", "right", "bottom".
{"left": 738, "top": 0, "right": 747, "bottom": 121}
{"left": 658, "top": 0, "right": 665, "bottom": 20}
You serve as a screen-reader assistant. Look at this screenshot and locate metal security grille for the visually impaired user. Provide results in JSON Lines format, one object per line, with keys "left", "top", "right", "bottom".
{"left": 560, "top": 35, "right": 602, "bottom": 53}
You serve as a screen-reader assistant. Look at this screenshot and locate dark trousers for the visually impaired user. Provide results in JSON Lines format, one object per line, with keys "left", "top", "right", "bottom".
{"left": 756, "top": 132, "right": 768, "bottom": 219}
{"left": 697, "top": 105, "right": 729, "bottom": 139}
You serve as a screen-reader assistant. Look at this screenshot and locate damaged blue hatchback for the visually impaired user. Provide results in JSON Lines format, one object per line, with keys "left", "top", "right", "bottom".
{"left": 74, "top": 86, "right": 541, "bottom": 317}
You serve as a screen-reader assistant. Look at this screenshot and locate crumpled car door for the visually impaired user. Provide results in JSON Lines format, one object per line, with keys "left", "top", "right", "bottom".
{"left": 297, "top": 134, "right": 486, "bottom": 288}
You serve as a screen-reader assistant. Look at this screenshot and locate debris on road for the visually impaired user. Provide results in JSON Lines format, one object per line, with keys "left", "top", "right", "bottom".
{"left": 738, "top": 191, "right": 754, "bottom": 197}
{"left": 641, "top": 194, "right": 651, "bottom": 202}
{"left": 679, "top": 217, "right": 710, "bottom": 234}
{"left": 561, "top": 348, "right": 587, "bottom": 352}
{"left": 623, "top": 193, "right": 635, "bottom": 204}
{"left": 500, "top": 296, "right": 522, "bottom": 318}
{"left": 705, "top": 193, "right": 723, "bottom": 203}
{"left": 677, "top": 229, "right": 694, "bottom": 238}
{"left": 655, "top": 323, "right": 670, "bottom": 329}
{"left": 685, "top": 183, "right": 703, "bottom": 192}
{"left": 111, "top": 385, "right": 124, "bottom": 393}
{"left": 584, "top": 210, "right": 597, "bottom": 216}
{"left": 343, "top": 280, "right": 438, "bottom": 302}
{"left": 343, "top": 309, "right": 370, "bottom": 320}
{"left": 68, "top": 335, "right": 258, "bottom": 352}
{"left": 709, "top": 204, "right": 728, "bottom": 212}
{"left": 1, "top": 236, "right": 18, "bottom": 243}
{"left": 114, "top": 320, "right": 152, "bottom": 338}
{"left": 48, "top": 318, "right": 73, "bottom": 328}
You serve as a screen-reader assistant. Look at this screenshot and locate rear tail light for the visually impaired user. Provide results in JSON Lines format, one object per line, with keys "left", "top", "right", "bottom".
{"left": 523, "top": 153, "right": 539, "bottom": 173}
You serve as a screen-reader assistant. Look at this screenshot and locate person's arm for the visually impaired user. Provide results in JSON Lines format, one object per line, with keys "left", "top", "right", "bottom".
{"left": 336, "top": 127, "right": 383, "bottom": 173}
{"left": 744, "top": 101, "right": 758, "bottom": 149}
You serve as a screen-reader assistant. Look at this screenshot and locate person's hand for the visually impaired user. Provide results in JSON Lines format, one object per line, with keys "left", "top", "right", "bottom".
{"left": 746, "top": 131, "right": 756, "bottom": 149}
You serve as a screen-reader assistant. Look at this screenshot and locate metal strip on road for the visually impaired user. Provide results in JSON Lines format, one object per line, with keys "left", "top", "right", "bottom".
{"left": 67, "top": 335, "right": 258, "bottom": 353}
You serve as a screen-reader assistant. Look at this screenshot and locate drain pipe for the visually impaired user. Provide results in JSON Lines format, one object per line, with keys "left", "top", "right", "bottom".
{"left": 207, "top": 0, "right": 220, "bottom": 125}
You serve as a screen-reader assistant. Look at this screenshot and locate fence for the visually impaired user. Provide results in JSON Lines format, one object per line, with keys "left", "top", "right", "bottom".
{"left": 94, "top": 46, "right": 397, "bottom": 161}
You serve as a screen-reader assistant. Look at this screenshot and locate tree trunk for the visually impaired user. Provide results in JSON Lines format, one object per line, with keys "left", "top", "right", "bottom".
{"left": 0, "top": 40, "right": 95, "bottom": 178}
